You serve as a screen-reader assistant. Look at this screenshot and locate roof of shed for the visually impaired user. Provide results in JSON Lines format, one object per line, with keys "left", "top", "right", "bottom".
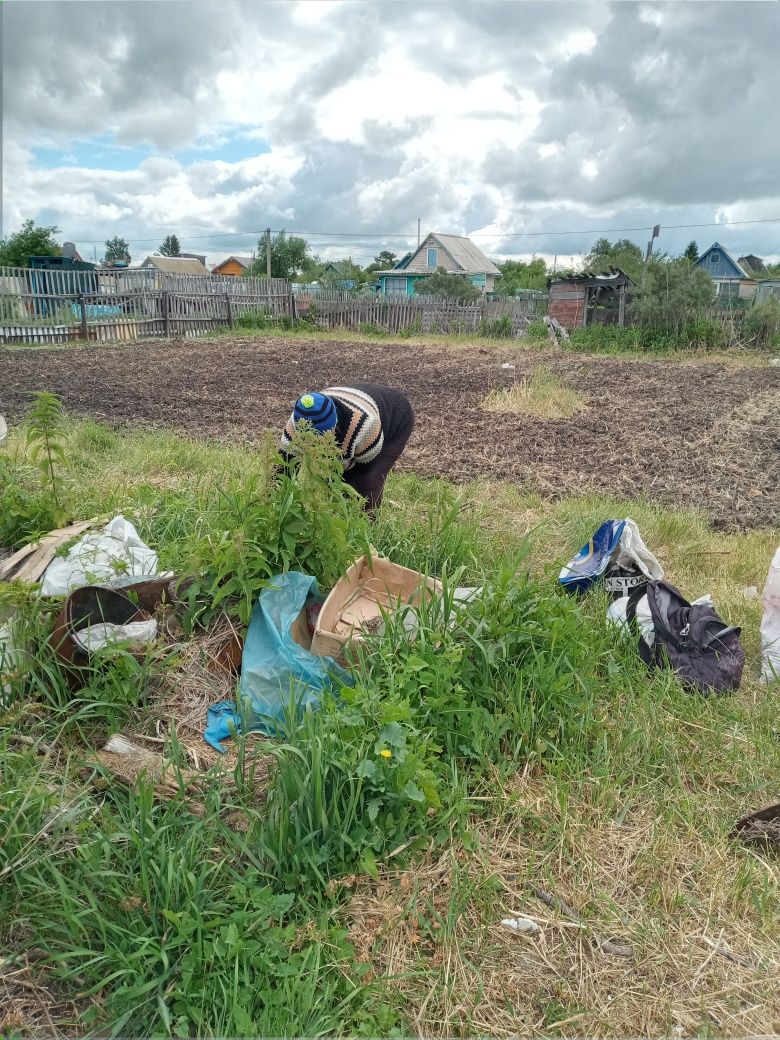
{"left": 141, "top": 256, "right": 211, "bottom": 275}
{"left": 549, "top": 267, "right": 633, "bottom": 287}
{"left": 212, "top": 256, "right": 253, "bottom": 270}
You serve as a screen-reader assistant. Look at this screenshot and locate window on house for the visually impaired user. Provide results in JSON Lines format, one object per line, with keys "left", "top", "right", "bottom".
{"left": 710, "top": 252, "right": 720, "bottom": 263}
{"left": 427, "top": 247, "right": 438, "bottom": 268}
{"left": 385, "top": 277, "right": 407, "bottom": 296}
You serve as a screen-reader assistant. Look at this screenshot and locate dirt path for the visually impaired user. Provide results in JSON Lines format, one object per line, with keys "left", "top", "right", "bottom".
{"left": 2, "top": 336, "right": 778, "bottom": 529}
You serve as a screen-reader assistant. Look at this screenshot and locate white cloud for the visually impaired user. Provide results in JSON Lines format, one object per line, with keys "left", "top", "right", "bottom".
{"left": 3, "top": 0, "right": 780, "bottom": 266}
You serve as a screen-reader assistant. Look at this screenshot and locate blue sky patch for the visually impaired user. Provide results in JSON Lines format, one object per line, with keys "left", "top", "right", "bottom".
{"left": 32, "top": 130, "right": 269, "bottom": 172}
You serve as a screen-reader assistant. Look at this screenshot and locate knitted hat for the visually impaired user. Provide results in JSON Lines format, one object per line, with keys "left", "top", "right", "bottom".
{"left": 293, "top": 391, "right": 337, "bottom": 433}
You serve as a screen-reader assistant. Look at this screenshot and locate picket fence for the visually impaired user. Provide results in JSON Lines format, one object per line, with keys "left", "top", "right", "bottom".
{"left": 296, "top": 291, "right": 547, "bottom": 336}
{"left": 0, "top": 266, "right": 291, "bottom": 345}
{"left": 0, "top": 265, "right": 549, "bottom": 345}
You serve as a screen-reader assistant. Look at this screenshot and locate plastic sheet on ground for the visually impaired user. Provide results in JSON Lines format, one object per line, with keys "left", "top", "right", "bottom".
{"left": 237, "top": 572, "right": 353, "bottom": 735}
{"left": 41, "top": 516, "right": 162, "bottom": 597}
{"left": 760, "top": 545, "right": 780, "bottom": 684}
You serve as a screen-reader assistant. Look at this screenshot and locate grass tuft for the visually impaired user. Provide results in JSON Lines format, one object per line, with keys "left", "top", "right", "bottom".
{"left": 481, "top": 367, "right": 585, "bottom": 419}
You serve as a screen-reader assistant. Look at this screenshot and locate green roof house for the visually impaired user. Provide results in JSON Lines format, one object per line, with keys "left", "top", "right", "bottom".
{"left": 376, "top": 232, "right": 501, "bottom": 296}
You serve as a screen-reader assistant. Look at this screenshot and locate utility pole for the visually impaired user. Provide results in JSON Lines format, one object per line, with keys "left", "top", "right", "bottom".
{"left": 552, "top": 254, "right": 558, "bottom": 275}
{"left": 265, "top": 228, "right": 272, "bottom": 279}
{"left": 417, "top": 218, "right": 421, "bottom": 247}
{"left": 642, "top": 224, "right": 661, "bottom": 293}
{"left": 645, "top": 224, "right": 660, "bottom": 265}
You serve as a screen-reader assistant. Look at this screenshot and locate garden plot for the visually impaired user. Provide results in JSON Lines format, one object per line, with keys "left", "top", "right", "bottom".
{"left": 2, "top": 335, "right": 779, "bottom": 529}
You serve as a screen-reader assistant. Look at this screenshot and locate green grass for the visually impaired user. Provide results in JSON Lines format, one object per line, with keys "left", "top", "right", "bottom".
{"left": 2, "top": 416, "right": 779, "bottom": 1037}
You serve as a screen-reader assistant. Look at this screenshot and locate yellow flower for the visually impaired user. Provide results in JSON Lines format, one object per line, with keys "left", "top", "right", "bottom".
{"left": 379, "top": 749, "right": 392, "bottom": 759}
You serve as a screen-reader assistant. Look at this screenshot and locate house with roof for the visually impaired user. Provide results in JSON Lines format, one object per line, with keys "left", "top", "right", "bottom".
{"left": 140, "top": 255, "right": 211, "bottom": 276}
{"left": 211, "top": 256, "right": 253, "bottom": 277}
{"left": 375, "top": 233, "right": 501, "bottom": 296}
{"left": 738, "top": 254, "right": 766, "bottom": 276}
{"left": 695, "top": 242, "right": 756, "bottom": 301}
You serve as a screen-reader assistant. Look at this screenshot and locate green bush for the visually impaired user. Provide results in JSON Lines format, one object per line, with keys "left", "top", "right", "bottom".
{"left": 235, "top": 307, "right": 273, "bottom": 330}
{"left": 678, "top": 315, "right": 727, "bottom": 350}
{"left": 743, "top": 296, "right": 780, "bottom": 350}
{"left": 527, "top": 318, "right": 549, "bottom": 341}
{"left": 0, "top": 457, "right": 62, "bottom": 549}
{"left": 181, "top": 428, "right": 370, "bottom": 628}
{"left": 479, "top": 316, "right": 513, "bottom": 338}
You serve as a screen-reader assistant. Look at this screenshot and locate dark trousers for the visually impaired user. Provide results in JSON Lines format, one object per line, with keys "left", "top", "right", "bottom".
{"left": 343, "top": 411, "right": 414, "bottom": 513}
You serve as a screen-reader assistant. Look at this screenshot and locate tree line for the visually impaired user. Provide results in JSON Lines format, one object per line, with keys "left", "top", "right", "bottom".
{"left": 2, "top": 220, "right": 779, "bottom": 291}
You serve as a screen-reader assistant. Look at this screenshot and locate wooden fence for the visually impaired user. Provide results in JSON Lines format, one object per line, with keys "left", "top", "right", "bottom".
{"left": 0, "top": 265, "right": 549, "bottom": 344}
{"left": 296, "top": 292, "right": 547, "bottom": 336}
{"left": 0, "top": 266, "right": 292, "bottom": 345}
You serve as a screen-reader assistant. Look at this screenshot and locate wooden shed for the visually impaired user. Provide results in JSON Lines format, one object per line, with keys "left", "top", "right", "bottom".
{"left": 547, "top": 268, "right": 632, "bottom": 330}
{"left": 211, "top": 256, "right": 253, "bottom": 277}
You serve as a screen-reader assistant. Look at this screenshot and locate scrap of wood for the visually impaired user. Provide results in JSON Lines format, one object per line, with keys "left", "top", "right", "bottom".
{"left": 0, "top": 519, "right": 99, "bottom": 584}
{"left": 532, "top": 886, "right": 634, "bottom": 958}
{"left": 90, "top": 733, "right": 205, "bottom": 815}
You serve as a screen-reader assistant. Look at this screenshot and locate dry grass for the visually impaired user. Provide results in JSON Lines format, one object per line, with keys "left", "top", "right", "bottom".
{"left": 346, "top": 776, "right": 780, "bottom": 1037}
{"left": 0, "top": 954, "right": 83, "bottom": 1038}
{"left": 481, "top": 367, "right": 585, "bottom": 419}
{"left": 145, "top": 616, "right": 274, "bottom": 778}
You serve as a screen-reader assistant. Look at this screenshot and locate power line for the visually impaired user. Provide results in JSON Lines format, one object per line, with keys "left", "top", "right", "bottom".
{"left": 72, "top": 215, "right": 780, "bottom": 247}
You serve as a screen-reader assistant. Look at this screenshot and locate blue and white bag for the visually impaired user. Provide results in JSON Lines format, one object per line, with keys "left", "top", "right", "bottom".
{"left": 559, "top": 518, "right": 663, "bottom": 597}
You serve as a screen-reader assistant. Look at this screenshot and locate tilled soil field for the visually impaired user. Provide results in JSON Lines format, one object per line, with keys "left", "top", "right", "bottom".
{"left": 2, "top": 336, "right": 779, "bottom": 530}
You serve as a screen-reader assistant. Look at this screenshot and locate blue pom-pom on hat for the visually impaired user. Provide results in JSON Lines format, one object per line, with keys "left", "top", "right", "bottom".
{"left": 293, "top": 392, "right": 337, "bottom": 433}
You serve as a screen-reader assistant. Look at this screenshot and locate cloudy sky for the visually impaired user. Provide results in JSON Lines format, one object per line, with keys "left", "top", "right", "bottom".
{"left": 3, "top": 0, "right": 780, "bottom": 268}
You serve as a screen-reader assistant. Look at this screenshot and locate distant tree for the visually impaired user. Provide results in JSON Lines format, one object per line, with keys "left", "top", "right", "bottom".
{"left": 319, "top": 258, "right": 366, "bottom": 289}
{"left": 158, "top": 234, "right": 181, "bottom": 257}
{"left": 584, "top": 237, "right": 645, "bottom": 282}
{"left": 104, "top": 236, "right": 131, "bottom": 263}
{"left": 682, "top": 240, "right": 699, "bottom": 263}
{"left": 251, "top": 231, "right": 312, "bottom": 280}
{"left": 0, "top": 219, "right": 61, "bottom": 267}
{"left": 365, "top": 250, "right": 403, "bottom": 275}
{"left": 630, "top": 255, "right": 716, "bottom": 333}
{"left": 414, "top": 268, "right": 482, "bottom": 301}
{"left": 496, "top": 257, "right": 548, "bottom": 294}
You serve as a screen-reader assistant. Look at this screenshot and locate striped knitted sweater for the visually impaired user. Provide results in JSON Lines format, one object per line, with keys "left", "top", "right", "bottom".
{"left": 281, "top": 385, "right": 384, "bottom": 470}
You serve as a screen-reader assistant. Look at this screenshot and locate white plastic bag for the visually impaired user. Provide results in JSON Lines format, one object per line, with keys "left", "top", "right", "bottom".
{"left": 73, "top": 619, "right": 158, "bottom": 653}
{"left": 607, "top": 594, "right": 656, "bottom": 646}
{"left": 604, "top": 518, "right": 664, "bottom": 595}
{"left": 41, "top": 516, "right": 160, "bottom": 597}
{"left": 760, "top": 546, "right": 780, "bottom": 684}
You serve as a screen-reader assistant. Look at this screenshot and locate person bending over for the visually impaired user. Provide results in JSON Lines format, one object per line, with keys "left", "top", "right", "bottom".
{"left": 280, "top": 383, "right": 414, "bottom": 512}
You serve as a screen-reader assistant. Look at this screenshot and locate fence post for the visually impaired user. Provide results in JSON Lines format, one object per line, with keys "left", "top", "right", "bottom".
{"left": 225, "top": 292, "right": 233, "bottom": 328}
{"left": 290, "top": 291, "right": 297, "bottom": 322}
{"left": 163, "top": 291, "right": 171, "bottom": 338}
{"left": 80, "top": 293, "right": 89, "bottom": 341}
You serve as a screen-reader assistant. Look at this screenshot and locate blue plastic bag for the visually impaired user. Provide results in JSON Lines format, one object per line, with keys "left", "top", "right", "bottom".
{"left": 237, "top": 572, "right": 352, "bottom": 734}
{"left": 558, "top": 520, "right": 626, "bottom": 595}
